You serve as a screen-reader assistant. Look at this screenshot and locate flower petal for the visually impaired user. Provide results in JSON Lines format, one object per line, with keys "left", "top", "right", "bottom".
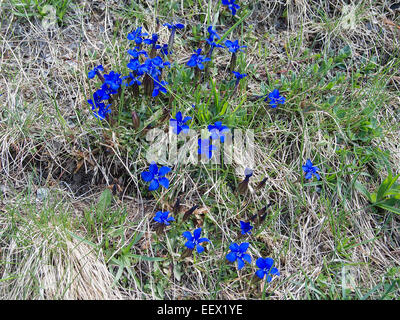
{"left": 237, "top": 258, "right": 245, "bottom": 270}
{"left": 242, "top": 253, "right": 252, "bottom": 264}
{"left": 149, "top": 162, "right": 159, "bottom": 175}
{"left": 256, "top": 257, "right": 266, "bottom": 269}
{"left": 158, "top": 166, "right": 171, "bottom": 177}
{"left": 185, "top": 240, "right": 195, "bottom": 250}
{"left": 158, "top": 177, "right": 169, "bottom": 189}
{"left": 239, "top": 242, "right": 249, "bottom": 253}
{"left": 182, "top": 231, "right": 193, "bottom": 241}
{"left": 193, "top": 228, "right": 202, "bottom": 240}
{"left": 226, "top": 252, "right": 237, "bottom": 262}
{"left": 149, "top": 179, "right": 159, "bottom": 191}
{"left": 256, "top": 269, "right": 266, "bottom": 279}
{"left": 141, "top": 171, "right": 154, "bottom": 182}
{"left": 196, "top": 244, "right": 205, "bottom": 253}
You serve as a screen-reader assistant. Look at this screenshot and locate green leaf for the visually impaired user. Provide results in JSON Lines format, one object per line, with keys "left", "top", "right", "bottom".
{"left": 354, "top": 182, "right": 372, "bottom": 202}
{"left": 97, "top": 189, "right": 113, "bottom": 216}
{"left": 126, "top": 253, "right": 166, "bottom": 262}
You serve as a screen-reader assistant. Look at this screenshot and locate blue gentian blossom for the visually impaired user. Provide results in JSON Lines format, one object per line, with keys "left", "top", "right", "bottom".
{"left": 152, "top": 78, "right": 168, "bottom": 97}
{"left": 208, "top": 121, "right": 230, "bottom": 143}
{"left": 265, "top": 89, "right": 286, "bottom": 108}
{"left": 88, "top": 95, "right": 111, "bottom": 120}
{"left": 141, "top": 162, "right": 171, "bottom": 191}
{"left": 198, "top": 139, "right": 217, "bottom": 159}
{"left": 104, "top": 71, "right": 123, "bottom": 91}
{"left": 225, "top": 40, "right": 247, "bottom": 53}
{"left": 207, "top": 26, "right": 221, "bottom": 41}
{"left": 255, "top": 257, "right": 280, "bottom": 281}
{"left": 182, "top": 228, "right": 210, "bottom": 253}
{"left": 127, "top": 27, "right": 149, "bottom": 44}
{"left": 226, "top": 242, "right": 252, "bottom": 270}
{"left": 240, "top": 221, "right": 253, "bottom": 235}
{"left": 123, "top": 73, "right": 142, "bottom": 87}
{"left": 170, "top": 111, "right": 191, "bottom": 135}
{"left": 154, "top": 211, "right": 174, "bottom": 226}
{"left": 143, "top": 33, "right": 159, "bottom": 46}
{"left": 233, "top": 71, "right": 247, "bottom": 82}
{"left": 127, "top": 48, "right": 148, "bottom": 59}
{"left": 163, "top": 23, "right": 185, "bottom": 30}
{"left": 222, "top": 0, "right": 240, "bottom": 16}
{"left": 88, "top": 65, "right": 104, "bottom": 79}
{"left": 160, "top": 44, "right": 169, "bottom": 56}
{"left": 187, "top": 49, "right": 211, "bottom": 70}
{"left": 302, "top": 159, "right": 321, "bottom": 180}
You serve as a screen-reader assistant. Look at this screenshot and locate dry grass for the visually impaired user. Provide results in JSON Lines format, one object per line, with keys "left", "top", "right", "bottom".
{"left": 0, "top": 0, "right": 399, "bottom": 299}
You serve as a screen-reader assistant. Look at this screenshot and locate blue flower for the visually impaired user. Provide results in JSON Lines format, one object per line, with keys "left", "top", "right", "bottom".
{"left": 143, "top": 33, "right": 159, "bottom": 46}
{"left": 127, "top": 27, "right": 149, "bottom": 44}
{"left": 265, "top": 89, "right": 285, "bottom": 108}
{"left": 164, "top": 23, "right": 185, "bottom": 30}
{"left": 226, "top": 242, "right": 251, "bottom": 270}
{"left": 255, "top": 257, "right": 280, "bottom": 281}
{"left": 207, "top": 26, "right": 221, "bottom": 41}
{"left": 187, "top": 49, "right": 211, "bottom": 70}
{"left": 221, "top": 0, "right": 240, "bottom": 16}
{"left": 233, "top": 71, "right": 247, "bottom": 81}
{"left": 244, "top": 167, "right": 253, "bottom": 177}
{"left": 154, "top": 211, "right": 174, "bottom": 226}
{"left": 104, "top": 71, "right": 123, "bottom": 91}
{"left": 302, "top": 159, "right": 320, "bottom": 180}
{"left": 170, "top": 111, "right": 191, "bottom": 135}
{"left": 127, "top": 48, "right": 148, "bottom": 59}
{"left": 160, "top": 44, "right": 169, "bottom": 56}
{"left": 198, "top": 139, "right": 217, "bottom": 159}
{"left": 123, "top": 72, "right": 142, "bottom": 87}
{"left": 88, "top": 65, "right": 104, "bottom": 79}
{"left": 240, "top": 221, "right": 253, "bottom": 235}
{"left": 141, "top": 162, "right": 171, "bottom": 191}
{"left": 152, "top": 78, "right": 168, "bottom": 97}
{"left": 225, "top": 40, "right": 246, "bottom": 53}
{"left": 182, "top": 228, "right": 210, "bottom": 253}
{"left": 208, "top": 121, "right": 230, "bottom": 143}
{"left": 88, "top": 98, "right": 111, "bottom": 120}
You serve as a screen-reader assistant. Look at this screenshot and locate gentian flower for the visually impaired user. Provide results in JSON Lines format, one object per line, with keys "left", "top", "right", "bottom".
{"left": 224, "top": 40, "right": 247, "bottom": 53}
{"left": 240, "top": 221, "right": 253, "bottom": 235}
{"left": 88, "top": 65, "right": 104, "bottom": 79}
{"left": 160, "top": 44, "right": 169, "bottom": 56}
{"left": 221, "top": 0, "right": 240, "bottom": 16}
{"left": 141, "top": 162, "right": 171, "bottom": 191}
{"left": 233, "top": 71, "right": 247, "bottom": 87}
{"left": 170, "top": 111, "right": 191, "bottom": 134}
{"left": 127, "top": 48, "right": 148, "bottom": 60}
{"left": 198, "top": 139, "right": 217, "bottom": 159}
{"left": 123, "top": 72, "right": 142, "bottom": 87}
{"left": 187, "top": 49, "right": 211, "bottom": 70}
{"left": 207, "top": 26, "right": 221, "bottom": 42}
{"left": 154, "top": 211, "right": 174, "bottom": 226}
{"left": 265, "top": 89, "right": 285, "bottom": 108}
{"left": 208, "top": 121, "right": 230, "bottom": 143}
{"left": 127, "top": 27, "right": 149, "bottom": 44}
{"left": 302, "top": 159, "right": 321, "bottom": 180}
{"left": 88, "top": 97, "right": 111, "bottom": 120}
{"left": 226, "top": 242, "right": 251, "bottom": 270}
{"left": 255, "top": 257, "right": 280, "bottom": 281}
{"left": 164, "top": 23, "right": 185, "bottom": 30}
{"left": 104, "top": 71, "right": 123, "bottom": 91}
{"left": 164, "top": 23, "right": 184, "bottom": 52}
{"left": 143, "top": 33, "right": 159, "bottom": 46}
{"left": 182, "top": 228, "right": 210, "bottom": 253}
{"left": 152, "top": 78, "right": 168, "bottom": 97}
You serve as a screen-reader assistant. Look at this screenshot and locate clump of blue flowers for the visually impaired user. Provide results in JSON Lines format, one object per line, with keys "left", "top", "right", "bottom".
{"left": 264, "top": 89, "right": 286, "bottom": 108}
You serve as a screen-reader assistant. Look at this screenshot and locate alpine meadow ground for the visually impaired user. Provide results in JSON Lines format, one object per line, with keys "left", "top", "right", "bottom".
{"left": 0, "top": 0, "right": 400, "bottom": 300}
